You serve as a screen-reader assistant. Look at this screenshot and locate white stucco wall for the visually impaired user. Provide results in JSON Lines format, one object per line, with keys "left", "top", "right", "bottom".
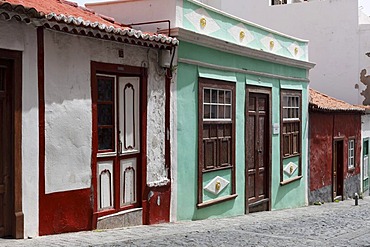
{"left": 44, "top": 30, "right": 168, "bottom": 193}
{"left": 359, "top": 24, "right": 370, "bottom": 105}
{"left": 199, "top": 0, "right": 363, "bottom": 105}
{"left": 0, "top": 20, "right": 39, "bottom": 238}
{"left": 86, "top": 0, "right": 177, "bottom": 33}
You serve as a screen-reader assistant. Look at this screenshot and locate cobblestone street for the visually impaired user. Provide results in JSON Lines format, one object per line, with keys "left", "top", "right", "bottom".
{"left": 2, "top": 197, "right": 370, "bottom": 247}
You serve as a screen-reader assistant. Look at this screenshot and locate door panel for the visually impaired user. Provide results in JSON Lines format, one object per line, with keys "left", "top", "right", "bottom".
{"left": 246, "top": 92, "right": 270, "bottom": 213}
{"left": 0, "top": 60, "right": 13, "bottom": 237}
{"left": 119, "top": 77, "right": 140, "bottom": 154}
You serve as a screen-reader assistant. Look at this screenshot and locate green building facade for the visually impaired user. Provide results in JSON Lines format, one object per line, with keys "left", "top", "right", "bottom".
{"left": 172, "top": 0, "right": 315, "bottom": 221}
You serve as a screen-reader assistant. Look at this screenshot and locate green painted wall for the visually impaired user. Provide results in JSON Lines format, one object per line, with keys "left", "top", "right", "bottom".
{"left": 176, "top": 41, "right": 309, "bottom": 221}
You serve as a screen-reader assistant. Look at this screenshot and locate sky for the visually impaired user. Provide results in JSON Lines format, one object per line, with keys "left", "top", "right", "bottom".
{"left": 75, "top": 0, "right": 370, "bottom": 15}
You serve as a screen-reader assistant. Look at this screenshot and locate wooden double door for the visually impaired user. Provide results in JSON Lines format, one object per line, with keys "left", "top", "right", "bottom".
{"left": 0, "top": 58, "right": 14, "bottom": 238}
{"left": 246, "top": 88, "right": 271, "bottom": 213}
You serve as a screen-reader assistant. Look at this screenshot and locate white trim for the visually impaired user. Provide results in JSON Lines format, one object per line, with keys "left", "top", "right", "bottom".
{"left": 187, "top": 0, "right": 309, "bottom": 42}
{"left": 179, "top": 58, "right": 310, "bottom": 82}
{"left": 98, "top": 207, "right": 142, "bottom": 221}
{"left": 173, "top": 28, "right": 315, "bottom": 70}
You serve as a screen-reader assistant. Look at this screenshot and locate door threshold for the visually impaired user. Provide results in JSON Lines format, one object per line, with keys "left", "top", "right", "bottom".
{"left": 97, "top": 208, "right": 143, "bottom": 229}
{"left": 249, "top": 198, "right": 269, "bottom": 207}
{"left": 334, "top": 195, "right": 343, "bottom": 201}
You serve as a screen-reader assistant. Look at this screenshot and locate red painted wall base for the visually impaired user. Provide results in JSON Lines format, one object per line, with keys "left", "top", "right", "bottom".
{"left": 39, "top": 188, "right": 92, "bottom": 236}
{"left": 145, "top": 183, "right": 171, "bottom": 225}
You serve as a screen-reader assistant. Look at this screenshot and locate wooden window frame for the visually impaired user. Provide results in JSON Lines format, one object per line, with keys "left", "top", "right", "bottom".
{"left": 198, "top": 78, "right": 236, "bottom": 207}
{"left": 348, "top": 137, "right": 355, "bottom": 170}
{"left": 280, "top": 90, "right": 302, "bottom": 184}
{"left": 96, "top": 75, "right": 116, "bottom": 153}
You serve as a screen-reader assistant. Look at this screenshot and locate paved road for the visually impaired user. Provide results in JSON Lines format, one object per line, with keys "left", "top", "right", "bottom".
{"left": 2, "top": 197, "right": 370, "bottom": 246}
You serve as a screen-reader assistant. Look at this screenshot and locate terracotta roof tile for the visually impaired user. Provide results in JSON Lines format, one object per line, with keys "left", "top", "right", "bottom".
{"left": 0, "top": 0, "right": 179, "bottom": 46}
{"left": 2, "top": 0, "right": 125, "bottom": 26}
{"left": 309, "top": 88, "right": 364, "bottom": 113}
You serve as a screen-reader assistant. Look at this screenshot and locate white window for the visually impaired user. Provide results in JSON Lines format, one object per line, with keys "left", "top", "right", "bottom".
{"left": 203, "top": 88, "right": 232, "bottom": 121}
{"left": 282, "top": 95, "right": 300, "bottom": 121}
{"left": 364, "top": 156, "right": 369, "bottom": 180}
{"left": 348, "top": 139, "right": 355, "bottom": 169}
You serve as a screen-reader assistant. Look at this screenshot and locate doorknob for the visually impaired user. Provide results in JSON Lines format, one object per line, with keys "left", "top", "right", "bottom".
{"left": 258, "top": 150, "right": 262, "bottom": 154}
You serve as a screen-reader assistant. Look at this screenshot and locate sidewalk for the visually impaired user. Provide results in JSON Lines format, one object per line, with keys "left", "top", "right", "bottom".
{"left": 2, "top": 197, "right": 370, "bottom": 246}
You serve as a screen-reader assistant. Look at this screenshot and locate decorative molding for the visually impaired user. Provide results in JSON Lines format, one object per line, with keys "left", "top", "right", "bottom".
{"left": 99, "top": 169, "right": 112, "bottom": 209}
{"left": 204, "top": 176, "right": 230, "bottom": 195}
{"left": 172, "top": 28, "right": 315, "bottom": 70}
{"left": 179, "top": 58, "right": 310, "bottom": 82}
{"left": 123, "top": 83, "right": 135, "bottom": 150}
{"left": 123, "top": 166, "right": 136, "bottom": 205}
{"left": 284, "top": 162, "right": 298, "bottom": 176}
{"left": 186, "top": 0, "right": 309, "bottom": 43}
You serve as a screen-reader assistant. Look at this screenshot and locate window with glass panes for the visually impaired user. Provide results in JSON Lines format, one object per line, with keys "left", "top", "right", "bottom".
{"left": 281, "top": 91, "right": 301, "bottom": 157}
{"left": 201, "top": 85, "right": 233, "bottom": 171}
{"left": 348, "top": 138, "right": 355, "bottom": 169}
{"left": 198, "top": 78, "right": 236, "bottom": 206}
{"left": 97, "top": 75, "right": 115, "bottom": 152}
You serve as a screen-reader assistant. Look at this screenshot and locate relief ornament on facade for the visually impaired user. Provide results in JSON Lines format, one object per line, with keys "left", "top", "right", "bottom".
{"left": 360, "top": 69, "right": 370, "bottom": 105}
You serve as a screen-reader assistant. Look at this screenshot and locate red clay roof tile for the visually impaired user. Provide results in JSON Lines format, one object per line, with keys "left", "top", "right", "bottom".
{"left": 309, "top": 88, "right": 364, "bottom": 112}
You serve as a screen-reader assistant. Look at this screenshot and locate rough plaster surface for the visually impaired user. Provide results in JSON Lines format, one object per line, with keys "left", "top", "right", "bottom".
{"left": 146, "top": 49, "right": 167, "bottom": 185}
{"left": 44, "top": 30, "right": 168, "bottom": 193}
{"left": 344, "top": 173, "right": 361, "bottom": 199}
{"left": 309, "top": 184, "right": 332, "bottom": 204}
{"left": 0, "top": 20, "right": 39, "bottom": 238}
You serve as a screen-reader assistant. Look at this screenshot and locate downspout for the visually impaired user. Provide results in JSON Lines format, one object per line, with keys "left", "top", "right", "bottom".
{"left": 165, "top": 46, "right": 177, "bottom": 180}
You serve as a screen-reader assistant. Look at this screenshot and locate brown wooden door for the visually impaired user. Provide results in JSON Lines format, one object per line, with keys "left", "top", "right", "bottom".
{"left": 0, "top": 59, "right": 13, "bottom": 237}
{"left": 333, "top": 140, "right": 344, "bottom": 201}
{"left": 246, "top": 92, "right": 270, "bottom": 213}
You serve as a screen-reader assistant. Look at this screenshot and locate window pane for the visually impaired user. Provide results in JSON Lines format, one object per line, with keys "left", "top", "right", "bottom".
{"left": 204, "top": 89, "right": 210, "bottom": 103}
{"left": 211, "top": 105, "right": 217, "bottom": 119}
{"left": 211, "top": 90, "right": 217, "bottom": 103}
{"left": 98, "top": 77, "right": 114, "bottom": 102}
{"left": 98, "top": 127, "right": 114, "bottom": 150}
{"left": 204, "top": 105, "right": 210, "bottom": 119}
{"left": 218, "top": 105, "right": 224, "bottom": 119}
{"left": 225, "top": 106, "right": 231, "bottom": 119}
{"left": 219, "top": 90, "right": 225, "bottom": 103}
{"left": 225, "top": 91, "right": 231, "bottom": 104}
{"left": 98, "top": 104, "right": 113, "bottom": 125}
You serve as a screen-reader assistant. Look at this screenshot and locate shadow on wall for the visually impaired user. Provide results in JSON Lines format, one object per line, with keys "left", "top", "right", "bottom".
{"left": 360, "top": 69, "right": 370, "bottom": 105}
{"left": 274, "top": 179, "right": 302, "bottom": 208}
